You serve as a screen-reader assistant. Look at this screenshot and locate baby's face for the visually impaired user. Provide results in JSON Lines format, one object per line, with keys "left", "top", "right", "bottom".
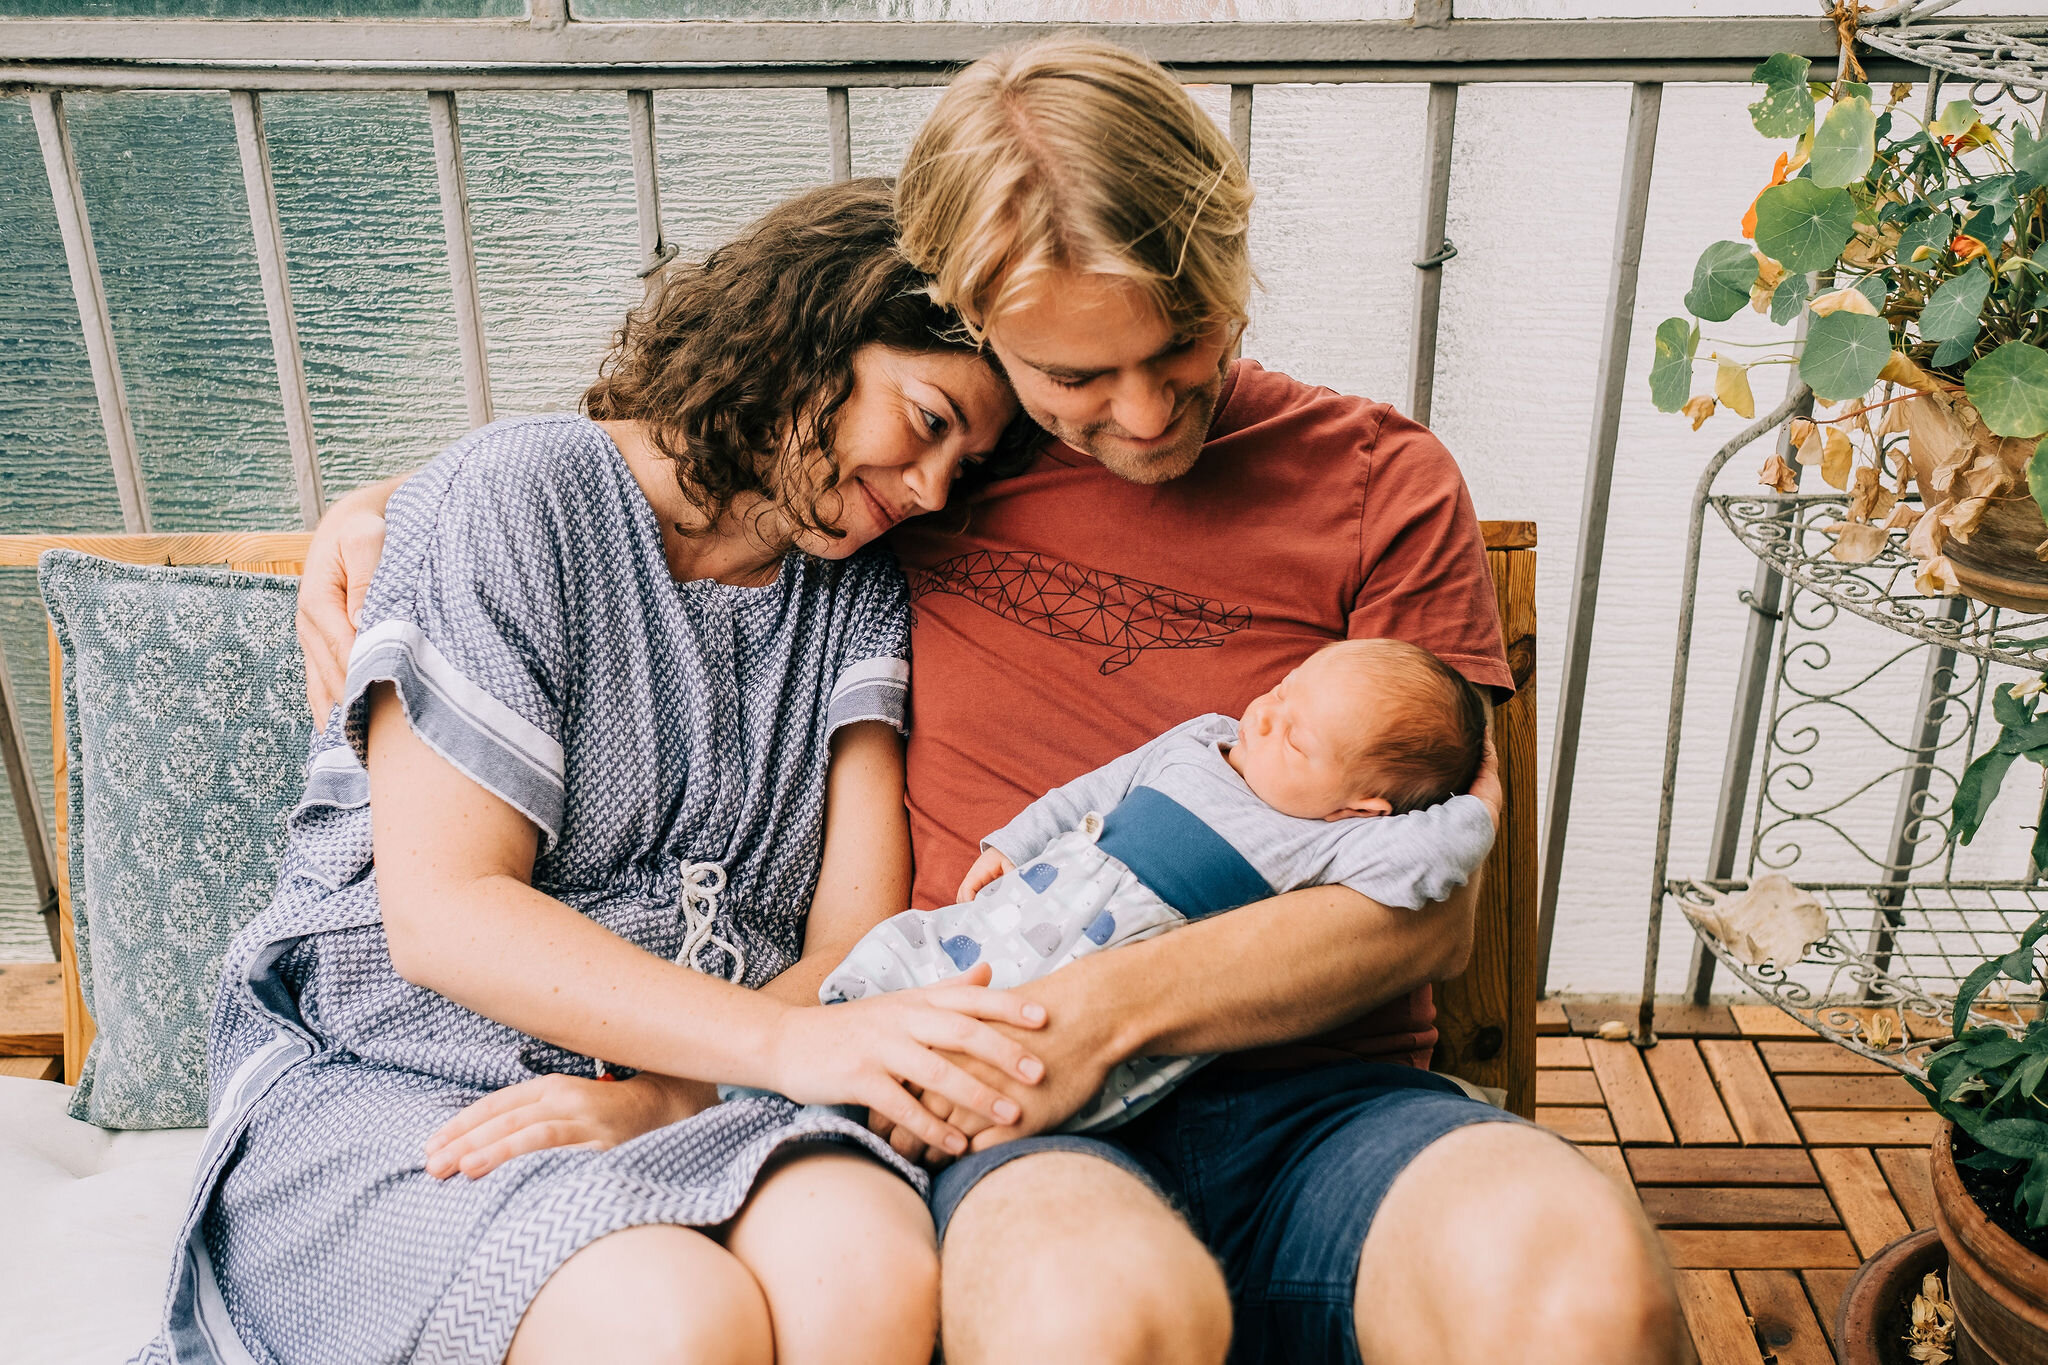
{"left": 1227, "top": 652, "right": 1390, "bottom": 821}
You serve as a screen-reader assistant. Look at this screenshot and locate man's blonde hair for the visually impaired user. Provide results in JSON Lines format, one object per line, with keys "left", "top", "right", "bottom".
{"left": 896, "top": 35, "right": 1253, "bottom": 341}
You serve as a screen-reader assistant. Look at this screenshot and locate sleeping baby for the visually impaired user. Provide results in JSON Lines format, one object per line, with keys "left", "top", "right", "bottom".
{"left": 821, "top": 637, "right": 1496, "bottom": 1132}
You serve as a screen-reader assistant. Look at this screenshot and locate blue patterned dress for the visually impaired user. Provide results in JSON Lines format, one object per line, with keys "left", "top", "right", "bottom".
{"left": 134, "top": 415, "right": 922, "bottom": 1365}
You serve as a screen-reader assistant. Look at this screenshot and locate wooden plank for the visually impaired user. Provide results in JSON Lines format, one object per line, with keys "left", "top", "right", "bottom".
{"left": 1638, "top": 1186, "right": 1839, "bottom": 1229}
{"left": 1586, "top": 1037, "right": 1675, "bottom": 1144}
{"left": 1812, "top": 1146, "right": 1911, "bottom": 1258}
{"left": 0, "top": 963, "right": 62, "bottom": 1056}
{"left": 1734, "top": 1269, "right": 1835, "bottom": 1365}
{"left": 1757, "top": 1041, "right": 1892, "bottom": 1074}
{"left": 0, "top": 1055, "right": 61, "bottom": 1081}
{"left": 1801, "top": 1268, "right": 1858, "bottom": 1353}
{"left": 1479, "top": 520, "right": 1536, "bottom": 550}
{"left": 1536, "top": 1070, "right": 1603, "bottom": 1105}
{"left": 1776, "top": 1073, "right": 1923, "bottom": 1110}
{"left": 1699, "top": 1039, "right": 1802, "bottom": 1145}
{"left": 1676, "top": 1269, "right": 1766, "bottom": 1365}
{"left": 1793, "top": 1111, "right": 1943, "bottom": 1146}
{"left": 1536, "top": 1106, "right": 1616, "bottom": 1143}
{"left": 0, "top": 532, "right": 311, "bottom": 568}
{"left": 1876, "top": 1146, "right": 1936, "bottom": 1230}
{"left": 1627, "top": 1147, "right": 1818, "bottom": 1187}
{"left": 1535, "top": 997, "right": 1568, "bottom": 1035}
{"left": 1731, "top": 1005, "right": 1817, "bottom": 1038}
{"left": 1663, "top": 1229, "right": 1861, "bottom": 1269}
{"left": 1537, "top": 1035, "right": 1588, "bottom": 1068}
{"left": 1567, "top": 1000, "right": 1739, "bottom": 1037}
{"left": 1644, "top": 1038, "right": 1738, "bottom": 1144}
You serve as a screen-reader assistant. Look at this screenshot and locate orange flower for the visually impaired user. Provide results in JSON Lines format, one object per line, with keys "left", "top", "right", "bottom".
{"left": 1742, "top": 152, "right": 1792, "bottom": 240}
{"left": 1952, "top": 234, "right": 1985, "bottom": 261}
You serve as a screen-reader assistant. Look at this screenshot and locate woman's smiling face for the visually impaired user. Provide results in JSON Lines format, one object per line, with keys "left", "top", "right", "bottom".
{"left": 790, "top": 345, "right": 1019, "bottom": 559}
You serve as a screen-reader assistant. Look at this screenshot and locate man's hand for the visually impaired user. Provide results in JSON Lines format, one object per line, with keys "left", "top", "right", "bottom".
{"left": 299, "top": 477, "right": 400, "bottom": 719}
{"left": 956, "top": 847, "right": 1015, "bottom": 902}
{"left": 1468, "top": 729, "right": 1503, "bottom": 828}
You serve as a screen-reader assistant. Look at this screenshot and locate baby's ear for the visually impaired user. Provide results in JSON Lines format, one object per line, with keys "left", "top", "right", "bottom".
{"left": 1324, "top": 795, "right": 1394, "bottom": 822}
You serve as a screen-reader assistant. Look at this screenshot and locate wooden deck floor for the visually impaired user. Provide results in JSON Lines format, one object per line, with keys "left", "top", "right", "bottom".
{"left": 1536, "top": 997, "right": 1937, "bottom": 1365}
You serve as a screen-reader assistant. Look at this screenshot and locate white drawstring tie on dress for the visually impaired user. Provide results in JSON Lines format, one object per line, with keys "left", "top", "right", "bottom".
{"left": 675, "top": 859, "right": 745, "bottom": 984}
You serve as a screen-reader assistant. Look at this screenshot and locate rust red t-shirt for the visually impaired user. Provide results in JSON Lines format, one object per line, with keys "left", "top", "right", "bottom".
{"left": 887, "top": 360, "right": 1512, "bottom": 1066}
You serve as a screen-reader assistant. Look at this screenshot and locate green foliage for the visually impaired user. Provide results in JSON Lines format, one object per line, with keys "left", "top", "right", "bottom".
{"left": 2031, "top": 439, "right": 2048, "bottom": 525}
{"left": 1684, "top": 242, "right": 1759, "bottom": 322}
{"left": 1930, "top": 100, "right": 1982, "bottom": 139}
{"left": 1800, "top": 311, "right": 1892, "bottom": 400}
{"left": 1748, "top": 53, "right": 1815, "bottom": 138}
{"left": 1896, "top": 211, "right": 1955, "bottom": 271}
{"left": 1965, "top": 342, "right": 2048, "bottom": 439}
{"left": 1770, "top": 272, "right": 1811, "bottom": 325}
{"left": 1811, "top": 95, "right": 1876, "bottom": 188}
{"left": 1754, "top": 181, "right": 1859, "bottom": 275}
{"left": 1649, "top": 318, "right": 1697, "bottom": 412}
{"left": 1922, "top": 266, "right": 1991, "bottom": 342}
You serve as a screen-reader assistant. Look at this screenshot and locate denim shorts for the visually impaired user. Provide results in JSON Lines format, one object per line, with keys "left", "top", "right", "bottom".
{"left": 929, "top": 1060, "right": 1527, "bottom": 1365}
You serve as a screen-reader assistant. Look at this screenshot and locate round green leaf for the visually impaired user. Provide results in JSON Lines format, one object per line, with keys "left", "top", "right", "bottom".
{"left": 1770, "top": 272, "right": 1812, "bottom": 325}
{"left": 1748, "top": 53, "right": 1815, "bottom": 138}
{"left": 1684, "top": 241, "right": 1758, "bottom": 323}
{"left": 1922, "top": 266, "right": 1991, "bottom": 342}
{"left": 1754, "top": 181, "right": 1858, "bottom": 276}
{"left": 1799, "top": 310, "right": 1891, "bottom": 401}
{"left": 1966, "top": 343, "right": 2048, "bottom": 438}
{"left": 1810, "top": 95, "right": 1876, "bottom": 188}
{"left": 1649, "top": 317, "right": 1698, "bottom": 413}
{"left": 2030, "top": 438, "right": 2048, "bottom": 525}
{"left": 1897, "top": 212, "right": 1956, "bottom": 272}
{"left": 1930, "top": 99, "right": 1981, "bottom": 139}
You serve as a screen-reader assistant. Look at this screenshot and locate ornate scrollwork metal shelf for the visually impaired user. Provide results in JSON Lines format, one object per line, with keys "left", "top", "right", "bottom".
{"left": 1857, "top": 21, "right": 2048, "bottom": 106}
{"left": 1669, "top": 878, "right": 2044, "bottom": 1078}
{"left": 1712, "top": 493, "right": 2048, "bottom": 671}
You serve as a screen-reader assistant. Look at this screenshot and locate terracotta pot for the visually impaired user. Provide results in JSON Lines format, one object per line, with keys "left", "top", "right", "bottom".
{"left": 1837, "top": 1228, "right": 1946, "bottom": 1365}
{"left": 1904, "top": 392, "right": 2048, "bottom": 611}
{"left": 1931, "top": 1125, "right": 2048, "bottom": 1365}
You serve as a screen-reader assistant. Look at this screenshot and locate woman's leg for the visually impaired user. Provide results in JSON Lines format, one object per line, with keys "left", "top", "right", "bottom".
{"left": 507, "top": 1224, "right": 774, "bottom": 1365}
{"left": 721, "top": 1147, "right": 940, "bottom": 1365}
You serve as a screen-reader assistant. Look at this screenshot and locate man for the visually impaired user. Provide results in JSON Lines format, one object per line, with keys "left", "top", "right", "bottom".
{"left": 300, "top": 36, "right": 1687, "bottom": 1364}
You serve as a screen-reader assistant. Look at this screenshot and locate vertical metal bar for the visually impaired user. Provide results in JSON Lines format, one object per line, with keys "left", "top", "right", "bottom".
{"left": 0, "top": 634, "right": 58, "bottom": 960}
{"left": 528, "top": 0, "right": 569, "bottom": 29}
{"left": 826, "top": 87, "right": 852, "bottom": 184}
{"left": 1412, "top": 0, "right": 1453, "bottom": 27}
{"left": 30, "top": 90, "right": 149, "bottom": 533}
{"left": 1407, "top": 82, "right": 1458, "bottom": 426}
{"left": 1229, "top": 84, "right": 1253, "bottom": 173}
{"left": 427, "top": 90, "right": 493, "bottom": 429}
{"left": 1537, "top": 81, "right": 1662, "bottom": 994}
{"left": 230, "top": 90, "right": 324, "bottom": 528}
{"left": 625, "top": 89, "right": 672, "bottom": 289}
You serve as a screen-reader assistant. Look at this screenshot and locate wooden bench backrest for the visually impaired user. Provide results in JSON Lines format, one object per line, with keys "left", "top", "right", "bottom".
{"left": 3, "top": 526, "right": 1536, "bottom": 1116}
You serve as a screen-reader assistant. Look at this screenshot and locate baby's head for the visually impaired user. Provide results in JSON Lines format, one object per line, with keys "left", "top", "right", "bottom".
{"left": 1228, "top": 639, "right": 1487, "bottom": 821}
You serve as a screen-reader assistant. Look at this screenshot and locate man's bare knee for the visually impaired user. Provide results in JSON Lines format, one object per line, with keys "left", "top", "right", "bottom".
{"left": 509, "top": 1224, "right": 772, "bottom": 1365}
{"left": 942, "top": 1153, "right": 1230, "bottom": 1365}
{"left": 1356, "top": 1124, "right": 1687, "bottom": 1365}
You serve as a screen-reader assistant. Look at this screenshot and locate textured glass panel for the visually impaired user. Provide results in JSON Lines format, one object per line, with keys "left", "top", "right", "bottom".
{"left": 0, "top": 579, "right": 59, "bottom": 963}
{"left": 848, "top": 87, "right": 943, "bottom": 180}
{"left": 0, "top": 0, "right": 519, "bottom": 16}
{"left": 265, "top": 93, "right": 470, "bottom": 495}
{"left": 68, "top": 92, "right": 299, "bottom": 529}
{"left": 655, "top": 89, "right": 832, "bottom": 258}
{"left": 578, "top": 0, "right": 1404, "bottom": 19}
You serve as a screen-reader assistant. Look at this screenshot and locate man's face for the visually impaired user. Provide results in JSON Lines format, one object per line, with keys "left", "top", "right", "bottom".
{"left": 980, "top": 269, "right": 1234, "bottom": 486}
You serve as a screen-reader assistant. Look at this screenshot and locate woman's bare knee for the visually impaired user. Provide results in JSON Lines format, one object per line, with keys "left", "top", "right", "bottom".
{"left": 723, "top": 1147, "right": 938, "bottom": 1365}
{"left": 942, "top": 1153, "right": 1229, "bottom": 1365}
{"left": 508, "top": 1224, "right": 772, "bottom": 1365}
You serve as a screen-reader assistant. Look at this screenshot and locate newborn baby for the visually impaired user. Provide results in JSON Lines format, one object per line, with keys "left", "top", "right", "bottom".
{"left": 822, "top": 638, "right": 1496, "bottom": 1132}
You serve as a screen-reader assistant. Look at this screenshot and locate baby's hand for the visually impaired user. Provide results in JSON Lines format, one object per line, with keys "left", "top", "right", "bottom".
{"left": 957, "top": 847, "right": 1016, "bottom": 902}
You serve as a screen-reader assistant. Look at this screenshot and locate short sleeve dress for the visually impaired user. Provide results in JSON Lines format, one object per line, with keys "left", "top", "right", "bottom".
{"left": 132, "top": 415, "right": 921, "bottom": 1365}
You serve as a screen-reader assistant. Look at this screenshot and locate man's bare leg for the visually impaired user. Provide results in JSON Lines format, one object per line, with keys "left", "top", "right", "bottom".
{"left": 1354, "top": 1124, "right": 1693, "bottom": 1365}
{"left": 939, "top": 1153, "right": 1232, "bottom": 1365}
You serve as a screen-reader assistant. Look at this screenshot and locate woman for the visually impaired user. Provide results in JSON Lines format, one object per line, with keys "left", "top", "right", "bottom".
{"left": 135, "top": 180, "right": 1046, "bottom": 1365}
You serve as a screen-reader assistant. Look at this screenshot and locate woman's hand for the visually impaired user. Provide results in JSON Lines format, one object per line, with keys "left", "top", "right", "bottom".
{"left": 956, "top": 847, "right": 1015, "bottom": 903}
{"left": 768, "top": 963, "right": 1048, "bottom": 1157}
{"left": 298, "top": 477, "right": 399, "bottom": 719}
{"left": 424, "top": 1071, "right": 717, "bottom": 1181}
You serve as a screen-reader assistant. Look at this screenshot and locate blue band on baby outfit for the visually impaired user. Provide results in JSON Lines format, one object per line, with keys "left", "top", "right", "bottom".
{"left": 1097, "top": 786, "right": 1273, "bottom": 921}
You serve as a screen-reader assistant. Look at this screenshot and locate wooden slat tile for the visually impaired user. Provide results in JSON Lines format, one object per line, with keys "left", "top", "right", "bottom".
{"left": 1735, "top": 1269, "right": 1835, "bottom": 1365}
{"left": 1663, "top": 1230, "right": 1861, "bottom": 1269}
{"left": 1639, "top": 1186, "right": 1838, "bottom": 1229}
{"left": 1587, "top": 1038, "right": 1675, "bottom": 1145}
{"left": 1802, "top": 1268, "right": 1859, "bottom": 1352}
{"left": 1776, "top": 1073, "right": 1923, "bottom": 1110}
{"left": 0, "top": 963, "right": 63, "bottom": 1057}
{"left": 1566, "top": 1001, "right": 1740, "bottom": 1037}
{"left": 1645, "top": 1039, "right": 1738, "bottom": 1144}
{"left": 1700, "top": 1039, "right": 1802, "bottom": 1145}
{"left": 1812, "top": 1147, "right": 1911, "bottom": 1258}
{"left": 1876, "top": 1146, "right": 1936, "bottom": 1230}
{"left": 1538, "top": 1035, "right": 1589, "bottom": 1068}
{"left": 1627, "top": 1148, "right": 1818, "bottom": 1187}
{"left": 1537, "top": 1070, "right": 1603, "bottom": 1106}
{"left": 1757, "top": 1041, "right": 1893, "bottom": 1074}
{"left": 1731, "top": 1005, "right": 1818, "bottom": 1038}
{"left": 1536, "top": 1106, "right": 1616, "bottom": 1144}
{"left": 1575, "top": 1143, "right": 1639, "bottom": 1202}
{"left": 0, "top": 1055, "right": 61, "bottom": 1081}
{"left": 1677, "top": 1270, "right": 1766, "bottom": 1365}
{"left": 1794, "top": 1111, "right": 1944, "bottom": 1146}
{"left": 1536, "top": 998, "right": 1569, "bottom": 1035}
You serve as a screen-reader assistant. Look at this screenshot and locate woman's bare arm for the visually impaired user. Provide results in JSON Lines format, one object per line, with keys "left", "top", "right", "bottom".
{"left": 299, "top": 475, "right": 405, "bottom": 717}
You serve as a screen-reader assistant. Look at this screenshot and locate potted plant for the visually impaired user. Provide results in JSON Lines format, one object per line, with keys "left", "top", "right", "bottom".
{"left": 1651, "top": 53, "right": 2048, "bottom": 607}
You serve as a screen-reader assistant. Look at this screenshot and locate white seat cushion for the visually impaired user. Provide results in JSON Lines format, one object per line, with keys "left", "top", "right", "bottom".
{"left": 0, "top": 1077, "right": 205, "bottom": 1364}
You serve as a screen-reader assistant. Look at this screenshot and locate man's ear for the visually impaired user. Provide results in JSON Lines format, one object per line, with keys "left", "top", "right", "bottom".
{"left": 1324, "top": 795, "right": 1394, "bottom": 822}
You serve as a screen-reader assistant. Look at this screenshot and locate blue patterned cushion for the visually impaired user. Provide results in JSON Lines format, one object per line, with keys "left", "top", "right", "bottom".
{"left": 40, "top": 549, "right": 312, "bottom": 1130}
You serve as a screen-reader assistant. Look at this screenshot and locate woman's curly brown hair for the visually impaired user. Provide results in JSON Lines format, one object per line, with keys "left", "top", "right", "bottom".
{"left": 584, "top": 177, "right": 1038, "bottom": 544}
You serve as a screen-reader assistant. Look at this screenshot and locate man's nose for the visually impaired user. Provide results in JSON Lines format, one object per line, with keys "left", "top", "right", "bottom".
{"left": 1110, "top": 372, "right": 1177, "bottom": 440}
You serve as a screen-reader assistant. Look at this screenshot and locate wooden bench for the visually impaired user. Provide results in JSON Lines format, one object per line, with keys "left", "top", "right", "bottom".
{"left": 0, "top": 524, "right": 1538, "bottom": 1116}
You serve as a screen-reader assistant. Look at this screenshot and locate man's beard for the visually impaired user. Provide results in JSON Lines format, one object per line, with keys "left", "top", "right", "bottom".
{"left": 1028, "top": 355, "right": 1229, "bottom": 487}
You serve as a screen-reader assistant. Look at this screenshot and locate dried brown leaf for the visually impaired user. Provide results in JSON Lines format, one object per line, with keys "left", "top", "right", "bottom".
{"left": 1907, "top": 394, "right": 1972, "bottom": 492}
{"left": 1882, "top": 351, "right": 1942, "bottom": 392}
{"left": 1881, "top": 398, "right": 1912, "bottom": 437}
{"left": 1909, "top": 500, "right": 1951, "bottom": 559}
{"left": 1884, "top": 502, "right": 1922, "bottom": 531}
{"left": 1750, "top": 251, "right": 1787, "bottom": 313}
{"left": 1848, "top": 465, "right": 1896, "bottom": 522}
{"left": 1682, "top": 395, "right": 1717, "bottom": 430}
{"left": 1964, "top": 461, "right": 2011, "bottom": 500}
{"left": 1830, "top": 521, "right": 1888, "bottom": 563}
{"left": 1917, "top": 555, "right": 1962, "bottom": 596}
{"left": 1811, "top": 285, "right": 1881, "bottom": 316}
{"left": 1716, "top": 356, "right": 1757, "bottom": 420}
{"left": 1944, "top": 496, "right": 1990, "bottom": 544}
{"left": 1758, "top": 454, "right": 1800, "bottom": 494}
{"left": 1822, "top": 428, "right": 1854, "bottom": 488}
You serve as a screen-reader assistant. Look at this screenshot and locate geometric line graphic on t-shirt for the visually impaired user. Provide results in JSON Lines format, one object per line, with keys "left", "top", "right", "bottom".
{"left": 908, "top": 550, "right": 1253, "bottom": 675}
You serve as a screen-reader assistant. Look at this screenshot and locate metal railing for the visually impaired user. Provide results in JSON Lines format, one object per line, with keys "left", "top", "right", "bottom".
{"left": 0, "top": 3, "right": 1943, "bottom": 978}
